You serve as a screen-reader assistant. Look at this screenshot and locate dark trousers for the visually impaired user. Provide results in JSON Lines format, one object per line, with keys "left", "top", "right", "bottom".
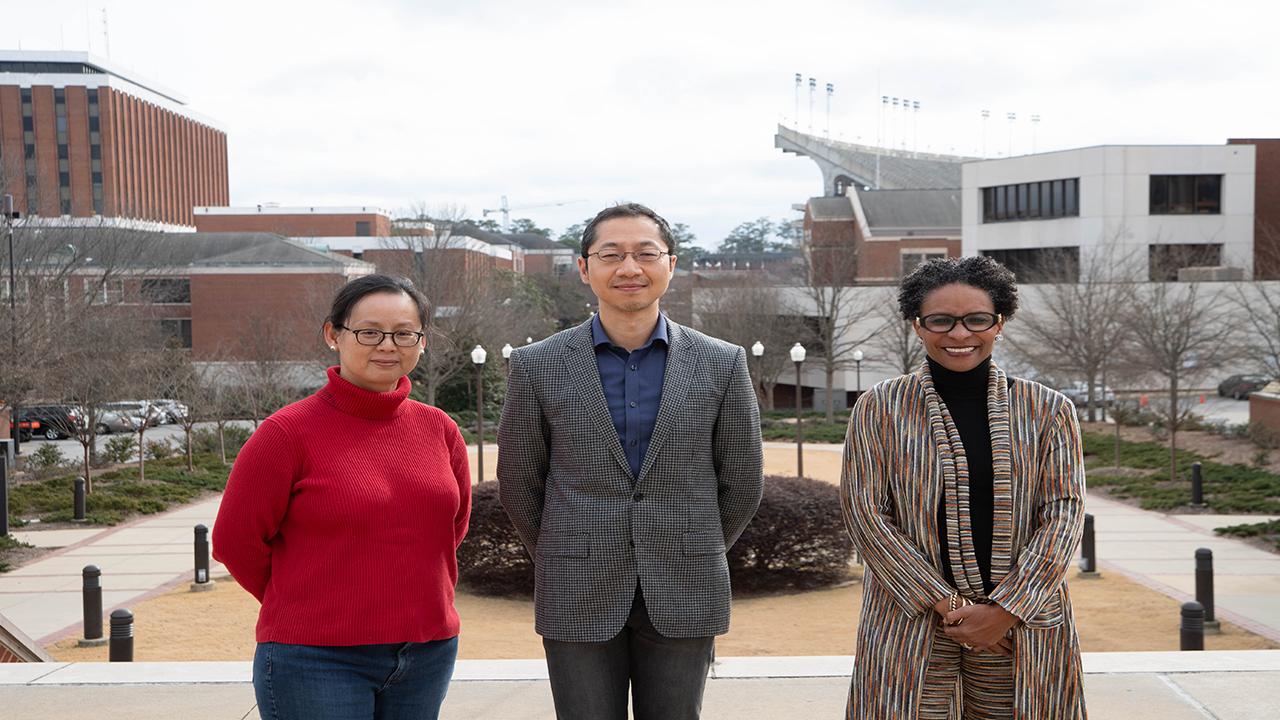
{"left": 542, "top": 587, "right": 715, "bottom": 720}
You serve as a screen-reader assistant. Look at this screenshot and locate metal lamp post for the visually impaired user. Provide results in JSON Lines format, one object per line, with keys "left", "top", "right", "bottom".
{"left": 751, "top": 341, "right": 764, "bottom": 409}
{"left": 3, "top": 195, "right": 19, "bottom": 458}
{"left": 501, "top": 343, "right": 513, "bottom": 375}
{"left": 852, "top": 348, "right": 864, "bottom": 400}
{"left": 471, "top": 345, "right": 487, "bottom": 482}
{"left": 790, "top": 342, "right": 806, "bottom": 478}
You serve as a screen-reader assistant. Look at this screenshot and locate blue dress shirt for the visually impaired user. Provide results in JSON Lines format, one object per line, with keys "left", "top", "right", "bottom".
{"left": 592, "top": 313, "right": 669, "bottom": 478}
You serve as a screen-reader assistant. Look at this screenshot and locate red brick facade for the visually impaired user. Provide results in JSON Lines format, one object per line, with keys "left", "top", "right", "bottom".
{"left": 195, "top": 210, "right": 391, "bottom": 237}
{"left": 189, "top": 271, "right": 345, "bottom": 359}
{"left": 1229, "top": 139, "right": 1280, "bottom": 280}
{"left": 0, "top": 83, "right": 228, "bottom": 227}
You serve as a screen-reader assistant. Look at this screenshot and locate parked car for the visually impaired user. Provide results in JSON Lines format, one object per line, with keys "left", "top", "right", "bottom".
{"left": 146, "top": 399, "right": 189, "bottom": 424}
{"left": 92, "top": 409, "right": 138, "bottom": 435}
{"left": 1217, "top": 375, "right": 1271, "bottom": 400}
{"left": 8, "top": 405, "right": 83, "bottom": 441}
{"left": 1059, "top": 382, "right": 1116, "bottom": 406}
{"left": 101, "top": 401, "right": 164, "bottom": 428}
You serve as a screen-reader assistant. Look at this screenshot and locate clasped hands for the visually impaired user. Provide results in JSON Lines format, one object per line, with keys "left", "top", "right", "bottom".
{"left": 932, "top": 594, "right": 1018, "bottom": 657}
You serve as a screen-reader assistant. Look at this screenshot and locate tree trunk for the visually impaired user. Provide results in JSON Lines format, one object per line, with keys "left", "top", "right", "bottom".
{"left": 185, "top": 427, "right": 194, "bottom": 472}
{"left": 825, "top": 362, "right": 836, "bottom": 424}
{"left": 1169, "top": 377, "right": 1179, "bottom": 483}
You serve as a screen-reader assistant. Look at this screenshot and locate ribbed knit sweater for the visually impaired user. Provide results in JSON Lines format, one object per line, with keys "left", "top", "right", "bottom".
{"left": 212, "top": 367, "right": 471, "bottom": 646}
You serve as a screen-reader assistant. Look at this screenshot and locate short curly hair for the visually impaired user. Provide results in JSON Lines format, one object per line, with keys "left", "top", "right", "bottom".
{"left": 898, "top": 256, "right": 1019, "bottom": 321}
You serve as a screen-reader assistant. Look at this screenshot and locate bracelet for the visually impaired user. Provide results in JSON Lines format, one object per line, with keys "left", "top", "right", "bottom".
{"left": 947, "top": 594, "right": 973, "bottom": 626}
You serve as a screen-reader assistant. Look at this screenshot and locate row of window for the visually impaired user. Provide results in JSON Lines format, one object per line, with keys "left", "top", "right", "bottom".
{"left": 981, "top": 175, "right": 1225, "bottom": 223}
{"left": 977, "top": 244, "right": 1224, "bottom": 283}
{"left": 982, "top": 178, "right": 1080, "bottom": 223}
{"left": 10, "top": 88, "right": 107, "bottom": 216}
{"left": 0, "top": 62, "right": 99, "bottom": 74}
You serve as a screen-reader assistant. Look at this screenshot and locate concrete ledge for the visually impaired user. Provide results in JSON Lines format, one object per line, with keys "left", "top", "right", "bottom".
{"left": 4, "top": 652, "right": 1280, "bottom": 686}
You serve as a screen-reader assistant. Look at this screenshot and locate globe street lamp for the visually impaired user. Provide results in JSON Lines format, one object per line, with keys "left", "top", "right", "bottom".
{"left": 852, "top": 348, "right": 864, "bottom": 400}
{"left": 471, "top": 345, "right": 487, "bottom": 482}
{"left": 790, "top": 342, "right": 806, "bottom": 478}
{"left": 501, "top": 343, "right": 513, "bottom": 376}
{"left": 751, "top": 341, "right": 764, "bottom": 409}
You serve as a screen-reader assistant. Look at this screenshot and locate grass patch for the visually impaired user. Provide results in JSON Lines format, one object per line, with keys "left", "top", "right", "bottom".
{"left": 1215, "top": 518, "right": 1280, "bottom": 552}
{"left": 0, "top": 534, "right": 34, "bottom": 573}
{"left": 1083, "top": 432, "right": 1280, "bottom": 513}
{"left": 6, "top": 453, "right": 233, "bottom": 527}
{"left": 761, "top": 420, "right": 849, "bottom": 444}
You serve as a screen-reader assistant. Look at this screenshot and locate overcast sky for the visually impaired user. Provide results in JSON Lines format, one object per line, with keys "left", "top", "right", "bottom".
{"left": 5, "top": 0, "right": 1278, "bottom": 248}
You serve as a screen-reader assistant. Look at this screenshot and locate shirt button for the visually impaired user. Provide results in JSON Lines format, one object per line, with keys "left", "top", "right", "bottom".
{"left": 631, "top": 365, "right": 637, "bottom": 370}
{"left": 630, "top": 401, "right": 637, "bottom": 408}
{"left": 633, "top": 493, "right": 644, "bottom": 502}
{"left": 630, "top": 439, "right": 637, "bottom": 446}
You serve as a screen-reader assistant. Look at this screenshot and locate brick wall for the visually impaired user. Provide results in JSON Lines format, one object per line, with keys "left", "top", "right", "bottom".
{"left": 195, "top": 212, "right": 391, "bottom": 237}
{"left": 190, "top": 272, "right": 344, "bottom": 360}
{"left": 1230, "top": 139, "right": 1280, "bottom": 279}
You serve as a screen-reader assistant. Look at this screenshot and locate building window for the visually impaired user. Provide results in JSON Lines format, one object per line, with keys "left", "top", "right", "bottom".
{"left": 90, "top": 278, "right": 125, "bottom": 305}
{"left": 356, "top": 221, "right": 371, "bottom": 237}
{"left": 983, "top": 179, "right": 1079, "bottom": 222}
{"left": 982, "top": 247, "right": 1080, "bottom": 283}
{"left": 1149, "top": 244, "right": 1222, "bottom": 281}
{"left": 159, "top": 319, "right": 193, "bottom": 349}
{"left": 902, "top": 251, "right": 945, "bottom": 277}
{"left": 141, "top": 278, "right": 192, "bottom": 304}
{"left": 1150, "top": 175, "right": 1221, "bottom": 215}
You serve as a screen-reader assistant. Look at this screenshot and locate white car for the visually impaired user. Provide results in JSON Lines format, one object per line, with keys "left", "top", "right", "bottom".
{"left": 1059, "top": 382, "right": 1115, "bottom": 406}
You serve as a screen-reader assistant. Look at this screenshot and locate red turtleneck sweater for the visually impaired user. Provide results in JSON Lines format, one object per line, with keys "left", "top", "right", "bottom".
{"left": 213, "top": 367, "right": 471, "bottom": 646}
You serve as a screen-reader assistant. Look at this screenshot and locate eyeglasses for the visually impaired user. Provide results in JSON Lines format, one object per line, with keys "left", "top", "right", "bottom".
{"left": 915, "top": 313, "right": 1002, "bottom": 333}
{"left": 337, "top": 326, "right": 425, "bottom": 347}
{"left": 587, "top": 249, "right": 670, "bottom": 264}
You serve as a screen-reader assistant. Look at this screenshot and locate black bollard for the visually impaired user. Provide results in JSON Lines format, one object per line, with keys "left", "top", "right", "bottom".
{"left": 73, "top": 477, "right": 86, "bottom": 522}
{"left": 109, "top": 608, "right": 134, "bottom": 662}
{"left": 1195, "top": 548, "right": 1220, "bottom": 634}
{"left": 191, "top": 524, "right": 215, "bottom": 592}
{"left": 1190, "top": 462, "right": 1205, "bottom": 507}
{"left": 79, "top": 565, "right": 108, "bottom": 647}
{"left": 1180, "top": 601, "right": 1205, "bottom": 651}
{"left": 1077, "top": 513, "right": 1101, "bottom": 578}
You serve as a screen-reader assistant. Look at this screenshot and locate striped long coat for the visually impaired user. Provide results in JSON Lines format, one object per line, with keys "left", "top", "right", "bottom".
{"left": 840, "top": 362, "right": 1087, "bottom": 719}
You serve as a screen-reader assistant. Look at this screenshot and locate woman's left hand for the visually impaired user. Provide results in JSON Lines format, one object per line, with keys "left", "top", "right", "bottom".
{"left": 942, "top": 602, "right": 1019, "bottom": 656}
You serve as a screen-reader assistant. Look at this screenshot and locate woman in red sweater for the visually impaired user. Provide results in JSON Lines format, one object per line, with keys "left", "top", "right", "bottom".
{"left": 213, "top": 274, "right": 471, "bottom": 720}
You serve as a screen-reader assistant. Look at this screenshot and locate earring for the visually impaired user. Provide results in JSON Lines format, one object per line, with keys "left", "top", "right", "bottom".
{"left": 329, "top": 346, "right": 336, "bottom": 351}
{"left": 419, "top": 349, "right": 425, "bottom": 355}
{"left": 995, "top": 334, "right": 1004, "bottom": 342}
{"left": 916, "top": 337, "right": 924, "bottom": 345}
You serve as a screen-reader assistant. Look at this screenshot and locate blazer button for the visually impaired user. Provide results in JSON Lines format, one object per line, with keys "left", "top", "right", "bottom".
{"left": 633, "top": 492, "right": 644, "bottom": 502}
{"left": 629, "top": 540, "right": 635, "bottom": 548}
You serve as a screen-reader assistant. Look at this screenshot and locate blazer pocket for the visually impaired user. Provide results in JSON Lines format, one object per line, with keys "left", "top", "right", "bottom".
{"left": 538, "top": 532, "right": 590, "bottom": 559}
{"left": 682, "top": 530, "right": 726, "bottom": 557}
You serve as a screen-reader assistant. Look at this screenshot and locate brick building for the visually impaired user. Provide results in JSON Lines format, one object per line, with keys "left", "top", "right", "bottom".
{"left": 0, "top": 51, "right": 229, "bottom": 229}
{"left": 194, "top": 205, "right": 392, "bottom": 238}
{"left": 802, "top": 191, "right": 962, "bottom": 285}
{"left": 1229, "top": 139, "right": 1280, "bottom": 279}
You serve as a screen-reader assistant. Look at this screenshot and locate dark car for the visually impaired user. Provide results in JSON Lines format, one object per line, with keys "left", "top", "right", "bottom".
{"left": 9, "top": 404, "right": 83, "bottom": 440}
{"left": 1217, "top": 375, "right": 1271, "bottom": 400}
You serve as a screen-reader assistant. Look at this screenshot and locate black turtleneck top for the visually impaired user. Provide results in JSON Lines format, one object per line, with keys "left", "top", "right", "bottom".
{"left": 929, "top": 356, "right": 997, "bottom": 596}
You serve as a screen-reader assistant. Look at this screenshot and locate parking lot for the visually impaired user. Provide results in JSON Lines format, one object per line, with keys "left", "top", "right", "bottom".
{"left": 14, "top": 420, "right": 254, "bottom": 461}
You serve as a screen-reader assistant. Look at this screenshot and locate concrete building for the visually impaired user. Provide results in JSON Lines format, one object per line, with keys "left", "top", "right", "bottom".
{"left": 962, "top": 144, "right": 1258, "bottom": 282}
{"left": 0, "top": 51, "right": 229, "bottom": 230}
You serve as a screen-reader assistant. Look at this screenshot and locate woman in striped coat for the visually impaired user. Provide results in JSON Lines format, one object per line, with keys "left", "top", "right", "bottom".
{"left": 841, "top": 256, "right": 1087, "bottom": 719}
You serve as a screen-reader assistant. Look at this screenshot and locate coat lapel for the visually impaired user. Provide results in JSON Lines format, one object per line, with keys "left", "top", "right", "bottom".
{"left": 562, "top": 320, "right": 633, "bottom": 477}
{"left": 637, "top": 320, "right": 694, "bottom": 483}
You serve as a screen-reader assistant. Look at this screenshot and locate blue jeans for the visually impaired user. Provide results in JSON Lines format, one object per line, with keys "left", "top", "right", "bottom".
{"left": 542, "top": 588, "right": 714, "bottom": 720}
{"left": 253, "top": 637, "right": 457, "bottom": 720}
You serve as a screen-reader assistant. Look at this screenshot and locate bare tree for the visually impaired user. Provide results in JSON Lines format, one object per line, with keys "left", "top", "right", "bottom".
{"left": 1121, "top": 278, "right": 1236, "bottom": 481}
{"left": 381, "top": 203, "right": 555, "bottom": 406}
{"left": 695, "top": 279, "right": 813, "bottom": 411}
{"left": 1227, "top": 222, "right": 1280, "bottom": 375}
{"left": 1006, "top": 241, "right": 1142, "bottom": 421}
{"left": 861, "top": 286, "right": 924, "bottom": 377}
{"left": 798, "top": 245, "right": 885, "bottom": 423}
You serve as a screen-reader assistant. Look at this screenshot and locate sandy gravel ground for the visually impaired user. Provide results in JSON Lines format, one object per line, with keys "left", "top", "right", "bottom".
{"left": 43, "top": 441, "right": 1280, "bottom": 661}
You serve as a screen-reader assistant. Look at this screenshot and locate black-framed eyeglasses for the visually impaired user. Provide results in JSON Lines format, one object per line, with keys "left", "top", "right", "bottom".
{"left": 915, "top": 312, "right": 1002, "bottom": 333}
{"left": 336, "top": 325, "right": 425, "bottom": 347}
{"left": 587, "top": 249, "right": 670, "bottom": 264}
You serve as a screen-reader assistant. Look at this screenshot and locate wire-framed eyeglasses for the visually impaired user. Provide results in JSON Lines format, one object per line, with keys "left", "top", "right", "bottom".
{"left": 915, "top": 312, "right": 1002, "bottom": 333}
{"left": 587, "top": 249, "right": 670, "bottom": 264}
{"left": 337, "top": 326, "right": 425, "bottom": 347}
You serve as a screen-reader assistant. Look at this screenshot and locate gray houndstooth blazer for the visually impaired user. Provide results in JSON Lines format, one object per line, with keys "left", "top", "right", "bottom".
{"left": 497, "top": 317, "right": 764, "bottom": 643}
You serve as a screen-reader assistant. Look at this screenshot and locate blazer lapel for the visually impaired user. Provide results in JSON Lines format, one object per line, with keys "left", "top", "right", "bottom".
{"left": 637, "top": 320, "right": 695, "bottom": 483}
{"left": 562, "top": 320, "right": 633, "bottom": 477}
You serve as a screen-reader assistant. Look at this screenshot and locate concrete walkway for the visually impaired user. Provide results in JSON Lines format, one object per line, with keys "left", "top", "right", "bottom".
{"left": 1, "top": 495, "right": 224, "bottom": 645}
{"left": 2, "top": 449, "right": 1280, "bottom": 718}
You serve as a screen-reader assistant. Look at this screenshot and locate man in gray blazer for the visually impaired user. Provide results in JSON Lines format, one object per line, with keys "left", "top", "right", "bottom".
{"left": 498, "top": 203, "right": 763, "bottom": 720}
